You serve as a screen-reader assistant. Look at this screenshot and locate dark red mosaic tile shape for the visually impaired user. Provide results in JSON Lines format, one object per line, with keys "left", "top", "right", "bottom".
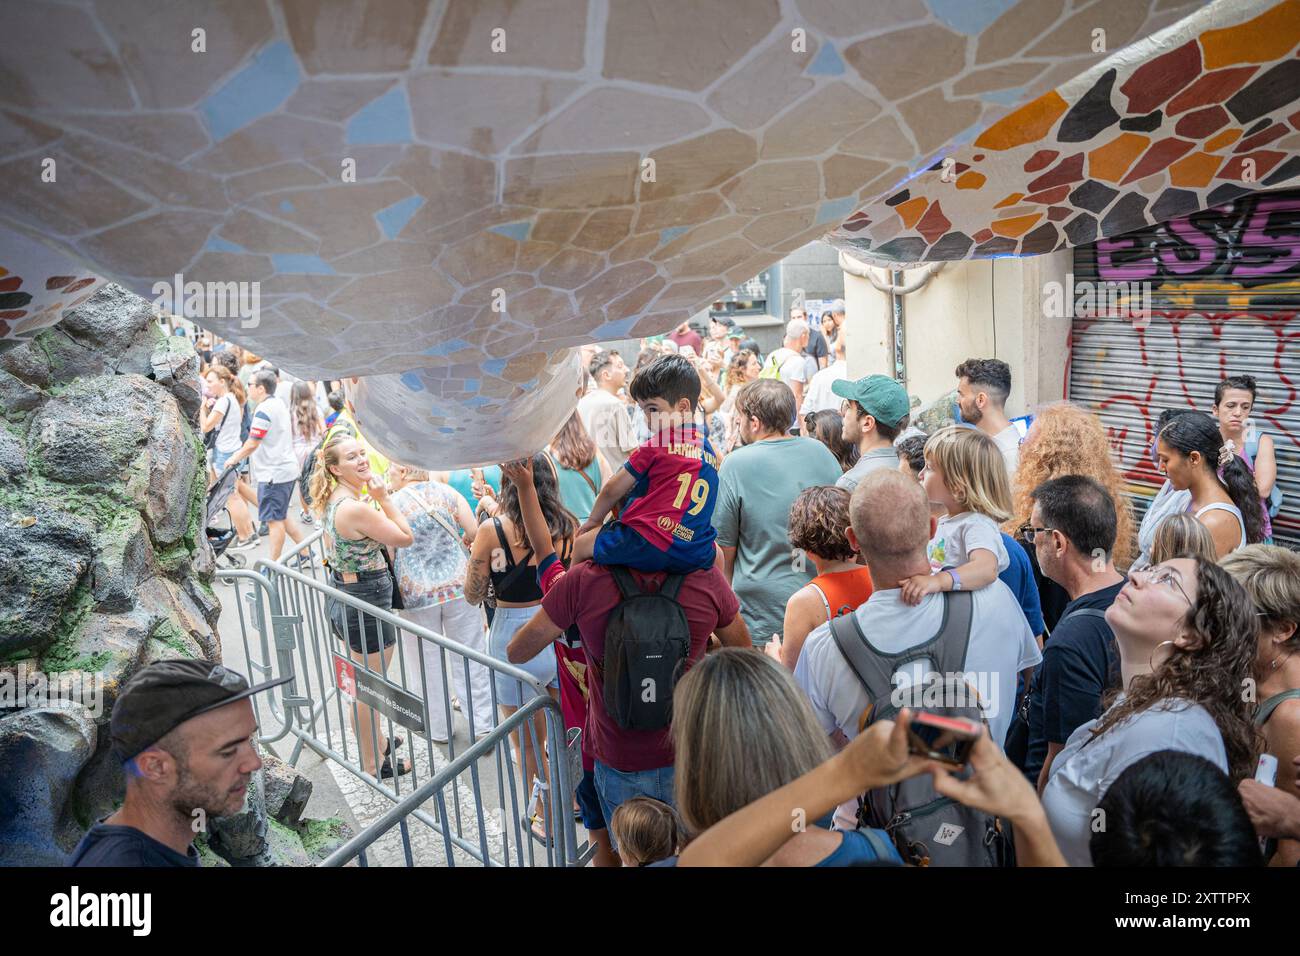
{"left": 1026, "top": 152, "right": 1085, "bottom": 193}
{"left": 1217, "top": 150, "right": 1286, "bottom": 181}
{"left": 45, "top": 275, "right": 75, "bottom": 290}
{"left": 1166, "top": 66, "right": 1258, "bottom": 116}
{"left": 1233, "top": 122, "right": 1288, "bottom": 152}
{"left": 1174, "top": 105, "right": 1229, "bottom": 139}
{"left": 1023, "top": 149, "right": 1058, "bottom": 172}
{"left": 1025, "top": 185, "right": 1071, "bottom": 204}
{"left": 0, "top": 277, "right": 22, "bottom": 293}
{"left": 1047, "top": 206, "right": 1073, "bottom": 221}
{"left": 1120, "top": 40, "right": 1201, "bottom": 114}
{"left": 916, "top": 201, "right": 952, "bottom": 246}
{"left": 973, "top": 228, "right": 994, "bottom": 243}
{"left": 1120, "top": 137, "right": 1196, "bottom": 184}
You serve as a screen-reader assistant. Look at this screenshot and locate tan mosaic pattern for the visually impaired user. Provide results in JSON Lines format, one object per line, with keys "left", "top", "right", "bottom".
{"left": 0, "top": 0, "right": 1216, "bottom": 466}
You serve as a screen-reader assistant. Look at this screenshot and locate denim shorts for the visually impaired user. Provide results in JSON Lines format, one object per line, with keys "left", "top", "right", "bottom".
{"left": 594, "top": 761, "right": 675, "bottom": 848}
{"left": 328, "top": 570, "right": 397, "bottom": 655}
{"left": 487, "top": 604, "right": 557, "bottom": 707}
{"left": 258, "top": 480, "right": 295, "bottom": 522}
{"left": 210, "top": 447, "right": 247, "bottom": 476}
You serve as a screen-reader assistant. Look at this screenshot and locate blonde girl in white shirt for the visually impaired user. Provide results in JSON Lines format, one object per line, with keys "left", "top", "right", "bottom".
{"left": 901, "top": 425, "right": 1012, "bottom": 604}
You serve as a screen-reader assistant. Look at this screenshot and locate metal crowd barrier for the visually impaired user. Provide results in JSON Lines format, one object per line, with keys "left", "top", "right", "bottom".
{"left": 215, "top": 530, "right": 588, "bottom": 867}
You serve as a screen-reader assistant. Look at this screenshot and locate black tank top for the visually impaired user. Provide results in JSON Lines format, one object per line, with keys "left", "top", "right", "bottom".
{"left": 489, "top": 517, "right": 571, "bottom": 603}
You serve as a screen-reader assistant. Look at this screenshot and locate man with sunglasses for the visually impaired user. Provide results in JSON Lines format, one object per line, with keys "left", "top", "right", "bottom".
{"left": 1020, "top": 476, "right": 1126, "bottom": 793}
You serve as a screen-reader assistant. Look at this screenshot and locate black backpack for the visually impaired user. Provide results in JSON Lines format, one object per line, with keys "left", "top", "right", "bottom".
{"left": 239, "top": 399, "right": 253, "bottom": 443}
{"left": 829, "top": 590, "right": 1015, "bottom": 867}
{"left": 601, "top": 567, "right": 690, "bottom": 731}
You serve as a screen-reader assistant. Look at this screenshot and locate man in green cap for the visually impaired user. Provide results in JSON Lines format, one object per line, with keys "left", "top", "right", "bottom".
{"left": 833, "top": 375, "right": 911, "bottom": 492}
{"left": 69, "top": 659, "right": 290, "bottom": 867}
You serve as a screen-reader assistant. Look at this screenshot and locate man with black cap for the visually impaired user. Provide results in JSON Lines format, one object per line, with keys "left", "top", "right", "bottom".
{"left": 69, "top": 659, "right": 290, "bottom": 867}
{"left": 834, "top": 374, "right": 911, "bottom": 492}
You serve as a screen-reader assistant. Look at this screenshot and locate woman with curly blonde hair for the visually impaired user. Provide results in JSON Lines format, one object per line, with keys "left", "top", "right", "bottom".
{"left": 1008, "top": 403, "right": 1136, "bottom": 630}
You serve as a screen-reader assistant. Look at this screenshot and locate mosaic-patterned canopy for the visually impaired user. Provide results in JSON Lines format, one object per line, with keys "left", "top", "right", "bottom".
{"left": 1, "top": 0, "right": 1297, "bottom": 467}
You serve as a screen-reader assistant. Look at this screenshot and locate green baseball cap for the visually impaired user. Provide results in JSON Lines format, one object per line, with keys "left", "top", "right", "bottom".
{"left": 831, "top": 375, "right": 910, "bottom": 426}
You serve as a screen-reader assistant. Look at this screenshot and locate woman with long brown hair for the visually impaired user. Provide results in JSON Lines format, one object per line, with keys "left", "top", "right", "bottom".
{"left": 1040, "top": 556, "right": 1262, "bottom": 865}
{"left": 1008, "top": 403, "right": 1136, "bottom": 629}
{"left": 546, "top": 410, "right": 610, "bottom": 524}
{"left": 202, "top": 364, "right": 256, "bottom": 546}
{"left": 465, "top": 453, "right": 578, "bottom": 842}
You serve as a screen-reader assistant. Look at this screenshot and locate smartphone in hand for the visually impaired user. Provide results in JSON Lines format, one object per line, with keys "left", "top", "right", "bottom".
{"left": 906, "top": 712, "right": 980, "bottom": 767}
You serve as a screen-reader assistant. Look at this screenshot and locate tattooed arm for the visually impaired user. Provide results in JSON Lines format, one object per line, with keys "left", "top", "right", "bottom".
{"left": 463, "top": 519, "right": 496, "bottom": 606}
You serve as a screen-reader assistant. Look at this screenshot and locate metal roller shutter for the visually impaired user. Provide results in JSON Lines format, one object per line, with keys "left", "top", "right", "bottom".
{"left": 1069, "top": 190, "right": 1300, "bottom": 549}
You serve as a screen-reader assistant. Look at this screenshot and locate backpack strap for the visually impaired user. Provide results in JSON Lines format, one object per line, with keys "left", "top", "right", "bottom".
{"left": 658, "top": 573, "right": 685, "bottom": 601}
{"left": 928, "top": 590, "right": 974, "bottom": 677}
{"left": 828, "top": 611, "right": 897, "bottom": 706}
{"left": 854, "top": 827, "right": 895, "bottom": 861}
{"left": 810, "top": 582, "right": 833, "bottom": 622}
{"left": 491, "top": 517, "right": 516, "bottom": 570}
{"left": 609, "top": 566, "right": 643, "bottom": 600}
{"left": 1257, "top": 688, "right": 1300, "bottom": 728}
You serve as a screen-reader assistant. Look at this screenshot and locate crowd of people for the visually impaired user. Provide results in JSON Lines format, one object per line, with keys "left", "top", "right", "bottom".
{"left": 71, "top": 312, "right": 1300, "bottom": 870}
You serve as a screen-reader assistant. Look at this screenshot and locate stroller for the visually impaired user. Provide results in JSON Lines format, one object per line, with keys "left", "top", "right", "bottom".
{"left": 206, "top": 464, "right": 247, "bottom": 569}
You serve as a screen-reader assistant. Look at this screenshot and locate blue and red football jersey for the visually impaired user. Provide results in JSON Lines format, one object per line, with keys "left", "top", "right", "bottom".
{"left": 617, "top": 423, "right": 719, "bottom": 569}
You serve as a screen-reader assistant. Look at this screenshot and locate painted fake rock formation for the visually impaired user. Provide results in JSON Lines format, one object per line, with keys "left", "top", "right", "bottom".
{"left": 0, "top": 283, "right": 350, "bottom": 866}
{"left": 0, "top": 1, "right": 1297, "bottom": 468}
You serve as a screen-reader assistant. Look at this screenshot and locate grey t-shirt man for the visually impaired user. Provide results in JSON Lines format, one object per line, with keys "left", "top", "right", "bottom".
{"left": 713, "top": 436, "right": 842, "bottom": 645}
{"left": 836, "top": 446, "right": 899, "bottom": 492}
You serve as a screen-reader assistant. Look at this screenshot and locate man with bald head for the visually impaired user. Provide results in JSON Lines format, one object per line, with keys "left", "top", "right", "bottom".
{"left": 70, "top": 659, "right": 289, "bottom": 866}
{"left": 793, "top": 469, "right": 1041, "bottom": 829}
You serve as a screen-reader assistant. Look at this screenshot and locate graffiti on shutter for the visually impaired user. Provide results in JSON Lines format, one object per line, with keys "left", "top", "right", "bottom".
{"left": 1070, "top": 191, "right": 1300, "bottom": 549}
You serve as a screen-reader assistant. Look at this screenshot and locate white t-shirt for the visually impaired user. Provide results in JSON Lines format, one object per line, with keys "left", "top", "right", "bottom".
{"left": 928, "top": 511, "right": 1010, "bottom": 573}
{"left": 794, "top": 582, "right": 1041, "bottom": 828}
{"left": 577, "top": 389, "right": 638, "bottom": 469}
{"left": 211, "top": 393, "right": 242, "bottom": 454}
{"left": 767, "top": 347, "right": 808, "bottom": 387}
{"left": 249, "top": 394, "right": 300, "bottom": 484}
{"left": 801, "top": 359, "right": 850, "bottom": 415}
{"left": 1041, "top": 697, "right": 1227, "bottom": 867}
{"left": 992, "top": 424, "right": 1022, "bottom": 477}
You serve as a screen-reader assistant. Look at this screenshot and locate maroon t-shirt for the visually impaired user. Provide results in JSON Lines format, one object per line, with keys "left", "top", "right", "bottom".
{"left": 541, "top": 561, "right": 740, "bottom": 772}
{"left": 667, "top": 329, "right": 703, "bottom": 354}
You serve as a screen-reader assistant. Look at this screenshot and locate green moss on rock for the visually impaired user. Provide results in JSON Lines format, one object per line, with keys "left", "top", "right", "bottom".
{"left": 38, "top": 583, "right": 103, "bottom": 671}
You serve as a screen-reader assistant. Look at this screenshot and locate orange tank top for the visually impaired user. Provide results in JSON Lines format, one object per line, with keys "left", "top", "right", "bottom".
{"left": 808, "top": 567, "right": 873, "bottom": 621}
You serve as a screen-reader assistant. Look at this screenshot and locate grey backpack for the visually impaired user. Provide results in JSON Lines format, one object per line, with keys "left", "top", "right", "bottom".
{"left": 829, "top": 590, "right": 1014, "bottom": 867}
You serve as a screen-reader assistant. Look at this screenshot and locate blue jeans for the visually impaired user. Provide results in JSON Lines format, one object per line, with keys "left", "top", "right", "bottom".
{"left": 593, "top": 760, "right": 675, "bottom": 846}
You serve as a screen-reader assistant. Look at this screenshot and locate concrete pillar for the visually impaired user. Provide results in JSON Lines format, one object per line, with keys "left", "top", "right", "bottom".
{"left": 838, "top": 249, "right": 1073, "bottom": 416}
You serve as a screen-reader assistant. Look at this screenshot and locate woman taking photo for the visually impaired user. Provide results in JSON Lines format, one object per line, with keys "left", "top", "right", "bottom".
{"left": 1221, "top": 544, "right": 1300, "bottom": 866}
{"left": 309, "top": 431, "right": 415, "bottom": 779}
{"left": 1040, "top": 556, "right": 1262, "bottom": 865}
{"left": 674, "top": 649, "right": 909, "bottom": 866}
{"left": 1154, "top": 412, "right": 1263, "bottom": 558}
{"left": 720, "top": 349, "right": 761, "bottom": 453}
{"left": 464, "top": 454, "right": 577, "bottom": 840}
